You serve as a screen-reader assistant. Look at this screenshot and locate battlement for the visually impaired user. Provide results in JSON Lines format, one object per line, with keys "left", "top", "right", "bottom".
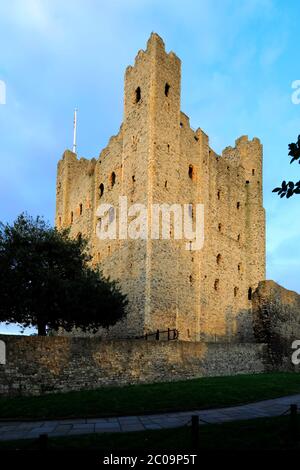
{"left": 126, "top": 33, "right": 180, "bottom": 76}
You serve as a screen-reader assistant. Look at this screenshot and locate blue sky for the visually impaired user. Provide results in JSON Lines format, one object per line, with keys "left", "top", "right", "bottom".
{"left": 0, "top": 0, "right": 299, "bottom": 334}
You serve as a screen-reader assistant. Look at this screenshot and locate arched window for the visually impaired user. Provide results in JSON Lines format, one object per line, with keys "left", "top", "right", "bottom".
{"left": 135, "top": 87, "right": 141, "bottom": 103}
{"left": 99, "top": 183, "right": 104, "bottom": 198}
{"left": 110, "top": 172, "right": 116, "bottom": 188}
{"left": 165, "top": 83, "right": 170, "bottom": 97}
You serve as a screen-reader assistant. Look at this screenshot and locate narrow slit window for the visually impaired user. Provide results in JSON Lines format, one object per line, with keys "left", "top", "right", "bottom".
{"left": 135, "top": 87, "right": 141, "bottom": 103}
{"left": 214, "top": 279, "right": 219, "bottom": 291}
{"left": 70, "top": 211, "right": 74, "bottom": 224}
{"left": 234, "top": 287, "right": 239, "bottom": 297}
{"left": 110, "top": 172, "right": 116, "bottom": 187}
{"left": 188, "top": 165, "right": 195, "bottom": 180}
{"left": 99, "top": 183, "right": 104, "bottom": 198}
{"left": 248, "top": 287, "right": 252, "bottom": 300}
{"left": 216, "top": 254, "right": 221, "bottom": 265}
{"left": 165, "top": 83, "right": 170, "bottom": 97}
{"left": 79, "top": 203, "right": 83, "bottom": 215}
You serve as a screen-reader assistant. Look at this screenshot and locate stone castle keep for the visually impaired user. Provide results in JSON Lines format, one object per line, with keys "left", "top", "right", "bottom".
{"left": 56, "top": 33, "right": 266, "bottom": 342}
{"left": 3, "top": 34, "right": 300, "bottom": 398}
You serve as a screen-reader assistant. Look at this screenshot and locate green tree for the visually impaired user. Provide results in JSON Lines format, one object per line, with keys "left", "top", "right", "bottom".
{"left": 0, "top": 214, "right": 127, "bottom": 335}
{"left": 273, "top": 135, "right": 300, "bottom": 198}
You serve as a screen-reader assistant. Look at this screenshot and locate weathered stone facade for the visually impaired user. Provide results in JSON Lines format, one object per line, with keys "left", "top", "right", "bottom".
{"left": 0, "top": 335, "right": 267, "bottom": 397}
{"left": 252, "top": 280, "right": 300, "bottom": 369}
{"left": 56, "top": 33, "right": 265, "bottom": 341}
{"left": 253, "top": 280, "right": 300, "bottom": 342}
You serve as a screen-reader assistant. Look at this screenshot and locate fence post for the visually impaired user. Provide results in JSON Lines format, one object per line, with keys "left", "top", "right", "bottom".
{"left": 156, "top": 329, "right": 159, "bottom": 340}
{"left": 290, "top": 404, "right": 298, "bottom": 441}
{"left": 191, "top": 415, "right": 199, "bottom": 450}
{"left": 38, "top": 433, "right": 48, "bottom": 451}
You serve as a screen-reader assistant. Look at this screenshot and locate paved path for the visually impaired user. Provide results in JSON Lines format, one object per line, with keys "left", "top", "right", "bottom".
{"left": 0, "top": 394, "right": 300, "bottom": 441}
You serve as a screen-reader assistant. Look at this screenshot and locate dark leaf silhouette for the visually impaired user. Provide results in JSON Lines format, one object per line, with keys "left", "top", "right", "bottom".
{"left": 273, "top": 136, "right": 300, "bottom": 198}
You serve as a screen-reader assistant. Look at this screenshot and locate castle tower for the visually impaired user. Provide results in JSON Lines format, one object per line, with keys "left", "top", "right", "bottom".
{"left": 56, "top": 33, "right": 266, "bottom": 341}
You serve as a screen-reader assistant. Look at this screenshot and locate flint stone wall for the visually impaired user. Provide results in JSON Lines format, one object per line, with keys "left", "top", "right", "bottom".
{"left": 0, "top": 335, "right": 267, "bottom": 397}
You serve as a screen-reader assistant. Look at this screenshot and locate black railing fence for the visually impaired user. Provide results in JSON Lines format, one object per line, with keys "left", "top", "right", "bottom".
{"left": 135, "top": 328, "right": 179, "bottom": 341}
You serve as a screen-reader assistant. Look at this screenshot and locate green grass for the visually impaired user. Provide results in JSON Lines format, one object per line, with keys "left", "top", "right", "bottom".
{"left": 1, "top": 415, "right": 300, "bottom": 451}
{"left": 0, "top": 372, "right": 299, "bottom": 421}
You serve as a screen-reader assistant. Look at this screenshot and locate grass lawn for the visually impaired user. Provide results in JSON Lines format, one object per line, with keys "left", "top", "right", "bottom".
{"left": 0, "top": 415, "right": 300, "bottom": 451}
{"left": 0, "top": 372, "right": 299, "bottom": 421}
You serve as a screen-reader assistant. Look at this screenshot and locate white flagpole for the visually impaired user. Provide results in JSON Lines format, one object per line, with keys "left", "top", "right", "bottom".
{"left": 73, "top": 108, "right": 77, "bottom": 154}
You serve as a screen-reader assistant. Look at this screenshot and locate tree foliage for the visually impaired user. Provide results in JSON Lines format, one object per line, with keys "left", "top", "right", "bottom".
{"left": 0, "top": 214, "right": 127, "bottom": 335}
{"left": 273, "top": 135, "right": 300, "bottom": 198}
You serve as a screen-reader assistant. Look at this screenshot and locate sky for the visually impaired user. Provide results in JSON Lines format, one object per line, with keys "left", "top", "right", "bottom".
{"left": 0, "top": 0, "right": 299, "bottom": 334}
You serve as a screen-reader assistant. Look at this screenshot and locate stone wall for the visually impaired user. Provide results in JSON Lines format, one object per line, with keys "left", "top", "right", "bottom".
{"left": 252, "top": 280, "right": 300, "bottom": 369}
{"left": 253, "top": 280, "right": 300, "bottom": 341}
{"left": 0, "top": 335, "right": 267, "bottom": 397}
